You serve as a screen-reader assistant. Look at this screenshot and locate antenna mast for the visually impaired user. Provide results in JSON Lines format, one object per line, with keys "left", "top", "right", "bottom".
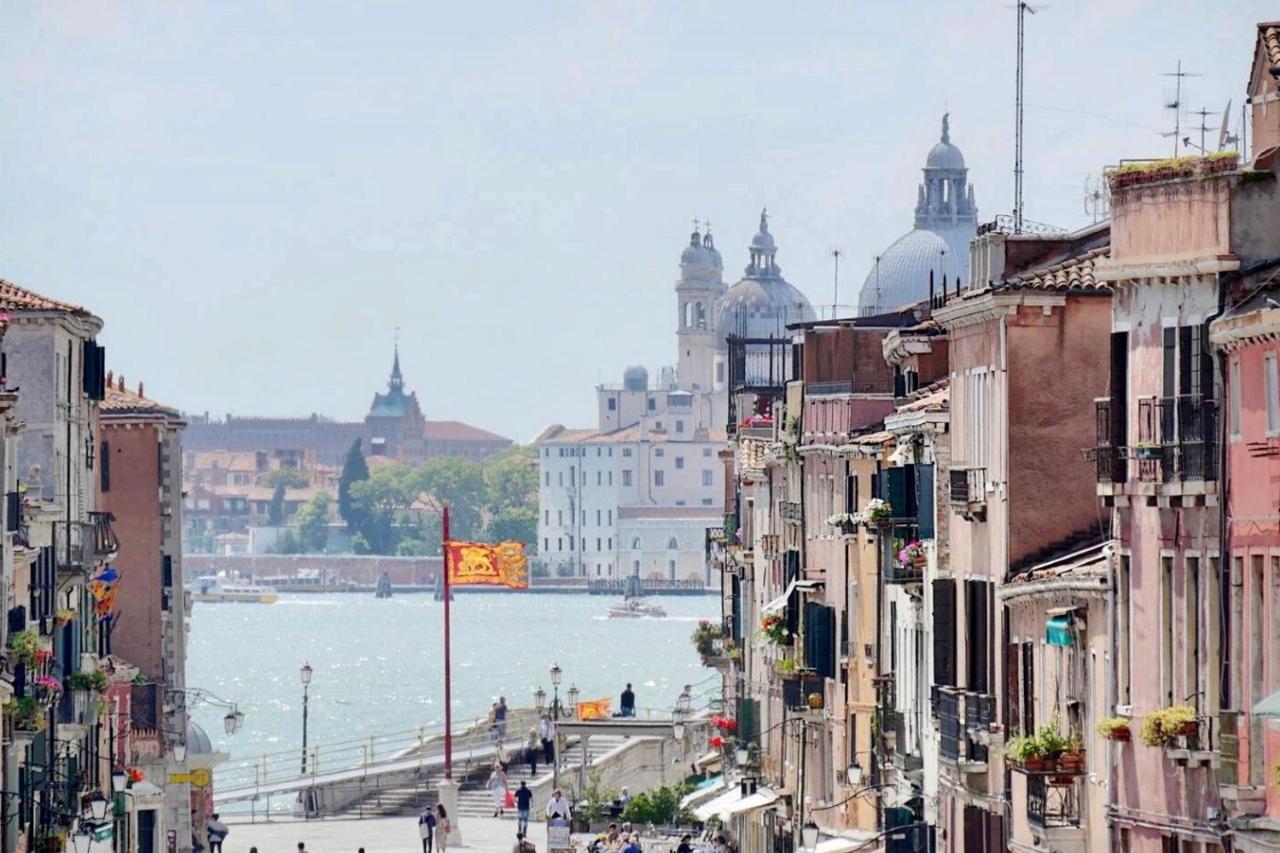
{"left": 1014, "top": 2, "right": 1036, "bottom": 234}
{"left": 831, "top": 249, "right": 841, "bottom": 320}
{"left": 1161, "top": 60, "right": 1201, "bottom": 157}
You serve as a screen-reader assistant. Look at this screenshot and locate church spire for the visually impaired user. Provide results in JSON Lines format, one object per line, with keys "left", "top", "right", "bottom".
{"left": 941, "top": 112, "right": 950, "bottom": 144}
{"left": 389, "top": 339, "right": 404, "bottom": 393}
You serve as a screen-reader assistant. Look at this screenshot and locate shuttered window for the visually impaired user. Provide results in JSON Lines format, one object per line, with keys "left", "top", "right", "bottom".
{"left": 916, "top": 464, "right": 935, "bottom": 539}
{"left": 933, "top": 579, "right": 956, "bottom": 686}
{"left": 804, "top": 602, "right": 836, "bottom": 680}
{"left": 1021, "top": 642, "right": 1036, "bottom": 733}
{"left": 966, "top": 580, "right": 990, "bottom": 693}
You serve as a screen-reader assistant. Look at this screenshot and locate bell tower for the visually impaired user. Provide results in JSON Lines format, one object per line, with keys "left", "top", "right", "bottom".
{"left": 675, "top": 220, "right": 725, "bottom": 392}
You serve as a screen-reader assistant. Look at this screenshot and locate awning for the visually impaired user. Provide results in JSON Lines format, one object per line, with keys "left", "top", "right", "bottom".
{"left": 721, "top": 787, "right": 779, "bottom": 818}
{"left": 1253, "top": 688, "right": 1280, "bottom": 717}
{"left": 693, "top": 786, "right": 745, "bottom": 821}
{"left": 763, "top": 579, "right": 825, "bottom": 615}
{"left": 694, "top": 750, "right": 723, "bottom": 772}
{"left": 814, "top": 832, "right": 879, "bottom": 853}
{"left": 680, "top": 776, "right": 725, "bottom": 810}
{"left": 1046, "top": 614, "right": 1074, "bottom": 646}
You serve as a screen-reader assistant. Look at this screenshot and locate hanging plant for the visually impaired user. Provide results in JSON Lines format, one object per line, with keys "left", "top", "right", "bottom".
{"left": 54, "top": 609, "right": 77, "bottom": 627}
{"left": 32, "top": 675, "right": 62, "bottom": 702}
{"left": 66, "top": 670, "right": 110, "bottom": 694}
{"left": 858, "top": 498, "right": 893, "bottom": 524}
{"left": 5, "top": 697, "right": 47, "bottom": 732}
{"left": 759, "top": 614, "right": 790, "bottom": 645}
{"left": 896, "top": 541, "right": 926, "bottom": 569}
{"left": 8, "top": 629, "right": 41, "bottom": 667}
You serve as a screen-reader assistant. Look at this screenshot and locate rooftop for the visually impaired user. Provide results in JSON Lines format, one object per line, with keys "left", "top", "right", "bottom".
{"left": 100, "top": 375, "right": 182, "bottom": 420}
{"left": 0, "top": 277, "right": 93, "bottom": 317}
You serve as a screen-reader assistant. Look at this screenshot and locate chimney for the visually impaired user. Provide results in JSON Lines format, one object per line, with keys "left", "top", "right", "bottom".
{"left": 138, "top": 381, "right": 144, "bottom": 398}
{"left": 118, "top": 375, "right": 125, "bottom": 392}
{"left": 106, "top": 370, "right": 113, "bottom": 388}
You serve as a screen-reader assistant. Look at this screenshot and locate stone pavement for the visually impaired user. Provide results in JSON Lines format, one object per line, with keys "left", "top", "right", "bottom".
{"left": 223, "top": 814, "right": 599, "bottom": 853}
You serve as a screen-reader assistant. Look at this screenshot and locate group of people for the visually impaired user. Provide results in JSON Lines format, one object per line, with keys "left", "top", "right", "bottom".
{"left": 417, "top": 803, "right": 453, "bottom": 852}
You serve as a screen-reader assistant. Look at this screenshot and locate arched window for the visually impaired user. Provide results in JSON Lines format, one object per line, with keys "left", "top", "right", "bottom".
{"left": 667, "top": 537, "right": 679, "bottom": 550}
{"left": 695, "top": 302, "right": 707, "bottom": 329}
{"left": 683, "top": 302, "right": 693, "bottom": 329}
{"left": 631, "top": 537, "right": 642, "bottom": 550}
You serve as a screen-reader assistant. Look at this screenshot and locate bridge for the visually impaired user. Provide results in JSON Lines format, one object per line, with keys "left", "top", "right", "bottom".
{"left": 212, "top": 707, "right": 702, "bottom": 819}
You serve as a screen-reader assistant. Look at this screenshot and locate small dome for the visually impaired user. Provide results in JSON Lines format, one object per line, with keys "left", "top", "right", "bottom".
{"left": 186, "top": 720, "right": 214, "bottom": 756}
{"left": 714, "top": 278, "right": 815, "bottom": 339}
{"left": 926, "top": 141, "right": 965, "bottom": 170}
{"left": 622, "top": 365, "right": 649, "bottom": 391}
{"left": 749, "top": 210, "right": 776, "bottom": 251}
{"left": 857, "top": 228, "right": 970, "bottom": 315}
{"left": 680, "top": 228, "right": 724, "bottom": 284}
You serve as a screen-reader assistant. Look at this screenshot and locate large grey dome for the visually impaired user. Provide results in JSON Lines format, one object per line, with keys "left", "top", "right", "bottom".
{"left": 858, "top": 114, "right": 978, "bottom": 316}
{"left": 714, "top": 210, "right": 816, "bottom": 339}
{"left": 186, "top": 720, "right": 214, "bottom": 755}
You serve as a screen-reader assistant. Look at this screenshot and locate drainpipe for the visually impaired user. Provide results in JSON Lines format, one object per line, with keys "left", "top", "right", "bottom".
{"left": 1105, "top": 540, "right": 1117, "bottom": 853}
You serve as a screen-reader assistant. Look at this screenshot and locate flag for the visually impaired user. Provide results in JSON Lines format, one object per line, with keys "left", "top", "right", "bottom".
{"left": 576, "top": 698, "right": 611, "bottom": 721}
{"left": 444, "top": 540, "right": 529, "bottom": 589}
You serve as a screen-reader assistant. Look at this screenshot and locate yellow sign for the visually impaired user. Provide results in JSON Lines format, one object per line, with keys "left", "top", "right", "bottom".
{"left": 167, "top": 768, "right": 212, "bottom": 789}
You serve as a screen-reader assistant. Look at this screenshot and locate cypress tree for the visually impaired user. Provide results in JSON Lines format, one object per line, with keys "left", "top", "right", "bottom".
{"left": 338, "top": 438, "right": 369, "bottom": 531}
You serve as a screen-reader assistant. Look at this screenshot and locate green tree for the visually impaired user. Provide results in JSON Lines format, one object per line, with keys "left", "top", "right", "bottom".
{"left": 260, "top": 468, "right": 310, "bottom": 489}
{"left": 273, "top": 529, "right": 302, "bottom": 554}
{"left": 482, "top": 446, "right": 538, "bottom": 514}
{"left": 395, "top": 537, "right": 432, "bottom": 557}
{"left": 338, "top": 439, "right": 370, "bottom": 532}
{"left": 620, "top": 783, "right": 693, "bottom": 826}
{"left": 350, "top": 463, "right": 421, "bottom": 554}
{"left": 485, "top": 506, "right": 537, "bottom": 550}
{"left": 417, "top": 457, "right": 485, "bottom": 539}
{"left": 268, "top": 484, "right": 286, "bottom": 526}
{"left": 294, "top": 493, "right": 331, "bottom": 552}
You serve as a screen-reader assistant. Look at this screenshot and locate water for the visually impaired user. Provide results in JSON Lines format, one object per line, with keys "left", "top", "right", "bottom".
{"left": 186, "top": 592, "right": 718, "bottom": 782}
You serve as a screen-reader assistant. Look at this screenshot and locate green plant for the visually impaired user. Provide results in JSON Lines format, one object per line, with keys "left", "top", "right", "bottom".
{"left": 1003, "top": 734, "right": 1043, "bottom": 764}
{"left": 66, "top": 670, "right": 109, "bottom": 694}
{"left": 570, "top": 769, "right": 618, "bottom": 825}
{"left": 5, "top": 697, "right": 46, "bottom": 732}
{"left": 775, "top": 658, "right": 797, "bottom": 675}
{"left": 620, "top": 783, "right": 694, "bottom": 827}
{"left": 692, "top": 620, "right": 724, "bottom": 659}
{"left": 759, "top": 614, "right": 790, "bottom": 645}
{"left": 8, "top": 630, "right": 41, "bottom": 667}
{"left": 1139, "top": 705, "right": 1198, "bottom": 747}
{"left": 1036, "top": 723, "right": 1069, "bottom": 759}
{"left": 1095, "top": 717, "right": 1131, "bottom": 739}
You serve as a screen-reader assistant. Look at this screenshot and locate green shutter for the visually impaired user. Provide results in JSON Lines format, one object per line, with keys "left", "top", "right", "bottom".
{"left": 1046, "top": 614, "right": 1074, "bottom": 647}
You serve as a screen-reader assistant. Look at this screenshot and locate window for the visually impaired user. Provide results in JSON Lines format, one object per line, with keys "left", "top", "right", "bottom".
{"left": 1161, "top": 555, "right": 1174, "bottom": 706}
{"left": 557, "top": 510, "right": 563, "bottom": 525}
{"left": 701, "top": 498, "right": 713, "bottom": 506}
{"left": 702, "top": 470, "right": 713, "bottom": 487}
{"left": 1117, "top": 554, "right": 1132, "bottom": 706}
{"left": 569, "top": 537, "right": 574, "bottom": 551}
{"left": 581, "top": 510, "right": 586, "bottom": 525}
{"left": 1230, "top": 358, "right": 1242, "bottom": 439}
{"left": 655, "top": 448, "right": 664, "bottom": 457}
{"left": 1250, "top": 555, "right": 1266, "bottom": 783}
{"left": 622, "top": 470, "right": 632, "bottom": 487}
{"left": 675, "top": 457, "right": 684, "bottom": 469}
{"left": 631, "top": 537, "right": 641, "bottom": 549}
{"left": 596, "top": 509, "right": 601, "bottom": 525}
{"left": 647, "top": 398, "right": 656, "bottom": 411}
{"left": 654, "top": 470, "right": 665, "bottom": 487}
{"left": 608, "top": 471, "right": 613, "bottom": 485}
{"left": 557, "top": 471, "right": 563, "bottom": 487}
{"left": 667, "top": 537, "right": 679, "bottom": 549}
{"left": 545, "top": 472, "right": 551, "bottom": 486}
{"left": 623, "top": 448, "right": 633, "bottom": 457}
{"left": 544, "top": 510, "right": 550, "bottom": 525}
{"left": 703, "top": 447, "right": 712, "bottom": 457}
{"left": 596, "top": 471, "right": 602, "bottom": 486}
{"left": 608, "top": 398, "right": 617, "bottom": 411}
{"left": 607, "top": 510, "right": 612, "bottom": 525}
{"left": 596, "top": 538, "right": 601, "bottom": 551}
{"left": 1185, "top": 555, "right": 1201, "bottom": 706}
{"left": 557, "top": 537, "right": 562, "bottom": 551}
{"left": 655, "top": 421, "right": 662, "bottom": 430}
{"left": 570, "top": 466, "right": 575, "bottom": 484}
{"left": 607, "top": 538, "right": 612, "bottom": 549}
{"left": 543, "top": 538, "right": 549, "bottom": 552}
{"left": 596, "top": 448, "right": 601, "bottom": 457}
{"left": 676, "top": 420, "right": 684, "bottom": 433}
{"left": 1267, "top": 354, "right": 1280, "bottom": 434}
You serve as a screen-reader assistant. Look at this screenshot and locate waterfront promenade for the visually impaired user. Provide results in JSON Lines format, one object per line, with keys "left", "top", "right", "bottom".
{"left": 224, "top": 814, "right": 585, "bottom": 853}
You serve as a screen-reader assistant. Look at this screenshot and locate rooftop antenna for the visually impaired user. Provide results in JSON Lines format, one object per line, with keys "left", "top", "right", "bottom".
{"left": 1183, "top": 106, "right": 1218, "bottom": 154}
{"left": 1161, "top": 60, "right": 1201, "bottom": 157}
{"left": 1012, "top": 1, "right": 1042, "bottom": 234}
{"left": 1217, "top": 98, "right": 1237, "bottom": 152}
{"left": 831, "top": 249, "right": 841, "bottom": 320}
{"left": 1083, "top": 175, "right": 1110, "bottom": 224}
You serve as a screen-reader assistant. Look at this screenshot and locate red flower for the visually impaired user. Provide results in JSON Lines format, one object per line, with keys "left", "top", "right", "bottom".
{"left": 127, "top": 768, "right": 143, "bottom": 783}
{"left": 709, "top": 736, "right": 724, "bottom": 749}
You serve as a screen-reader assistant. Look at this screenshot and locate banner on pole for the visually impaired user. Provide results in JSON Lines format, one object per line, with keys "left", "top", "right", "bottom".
{"left": 576, "top": 698, "right": 612, "bottom": 720}
{"left": 444, "top": 540, "right": 529, "bottom": 589}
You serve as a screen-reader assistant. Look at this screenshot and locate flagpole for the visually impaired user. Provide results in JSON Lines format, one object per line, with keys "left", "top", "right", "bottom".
{"left": 442, "top": 504, "right": 453, "bottom": 780}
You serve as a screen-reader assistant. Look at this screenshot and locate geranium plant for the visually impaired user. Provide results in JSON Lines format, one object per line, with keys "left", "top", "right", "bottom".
{"left": 859, "top": 498, "right": 893, "bottom": 524}
{"left": 759, "top": 614, "right": 790, "bottom": 645}
{"left": 32, "top": 675, "right": 62, "bottom": 701}
{"left": 896, "top": 540, "right": 926, "bottom": 568}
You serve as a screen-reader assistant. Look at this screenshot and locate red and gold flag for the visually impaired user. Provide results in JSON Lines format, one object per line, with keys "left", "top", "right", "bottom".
{"left": 444, "top": 540, "right": 529, "bottom": 589}
{"left": 576, "top": 698, "right": 612, "bottom": 720}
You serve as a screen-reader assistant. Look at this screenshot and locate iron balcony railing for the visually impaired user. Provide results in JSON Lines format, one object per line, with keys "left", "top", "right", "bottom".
{"left": 949, "top": 467, "right": 986, "bottom": 509}
{"left": 1091, "top": 398, "right": 1126, "bottom": 483}
{"left": 937, "top": 689, "right": 961, "bottom": 761}
{"left": 89, "top": 511, "right": 119, "bottom": 558}
{"left": 1135, "top": 395, "right": 1219, "bottom": 483}
{"left": 1027, "top": 773, "right": 1082, "bottom": 831}
{"left": 883, "top": 522, "right": 924, "bottom": 584}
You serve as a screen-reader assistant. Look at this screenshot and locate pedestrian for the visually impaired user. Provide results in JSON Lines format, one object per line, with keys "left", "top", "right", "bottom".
{"left": 435, "top": 804, "right": 452, "bottom": 852}
{"left": 539, "top": 714, "right": 555, "bottom": 764}
{"left": 496, "top": 738, "right": 511, "bottom": 773}
{"left": 620, "top": 683, "right": 635, "bottom": 717}
{"left": 495, "top": 695, "right": 509, "bottom": 738}
{"left": 514, "top": 780, "right": 534, "bottom": 835}
{"left": 675, "top": 834, "right": 694, "bottom": 853}
{"left": 524, "top": 727, "right": 540, "bottom": 776}
{"left": 621, "top": 834, "right": 642, "bottom": 853}
{"left": 489, "top": 765, "right": 508, "bottom": 816}
{"left": 488, "top": 702, "right": 500, "bottom": 744}
{"left": 418, "top": 804, "right": 437, "bottom": 853}
{"left": 545, "top": 788, "right": 572, "bottom": 822}
{"left": 618, "top": 787, "right": 631, "bottom": 810}
{"left": 206, "top": 813, "right": 228, "bottom": 853}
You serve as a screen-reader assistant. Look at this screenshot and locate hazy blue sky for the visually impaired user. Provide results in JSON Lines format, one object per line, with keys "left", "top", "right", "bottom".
{"left": 0, "top": 2, "right": 1271, "bottom": 441}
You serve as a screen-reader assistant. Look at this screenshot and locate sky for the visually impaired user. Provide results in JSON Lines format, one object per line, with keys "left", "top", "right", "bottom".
{"left": 0, "top": 1, "right": 1273, "bottom": 442}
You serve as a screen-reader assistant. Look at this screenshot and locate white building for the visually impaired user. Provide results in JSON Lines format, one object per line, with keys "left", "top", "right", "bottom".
{"left": 536, "top": 214, "right": 816, "bottom": 584}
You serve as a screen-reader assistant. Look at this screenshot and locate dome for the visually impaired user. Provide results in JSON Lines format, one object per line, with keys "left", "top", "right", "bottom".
{"left": 679, "top": 227, "right": 724, "bottom": 285}
{"left": 622, "top": 365, "right": 649, "bottom": 391}
{"left": 858, "top": 229, "right": 970, "bottom": 315}
{"left": 186, "top": 720, "right": 214, "bottom": 756}
{"left": 926, "top": 141, "right": 965, "bottom": 170}
{"left": 714, "top": 278, "right": 816, "bottom": 339}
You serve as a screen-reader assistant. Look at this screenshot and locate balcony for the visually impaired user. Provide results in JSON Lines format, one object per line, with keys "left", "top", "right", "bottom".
{"left": 56, "top": 689, "right": 90, "bottom": 728}
{"left": 882, "top": 523, "right": 924, "bottom": 585}
{"left": 1134, "top": 395, "right": 1219, "bottom": 485}
{"left": 1090, "top": 397, "right": 1126, "bottom": 484}
{"left": 782, "top": 674, "right": 824, "bottom": 711}
{"left": 937, "top": 688, "right": 961, "bottom": 761}
{"left": 1026, "top": 773, "right": 1084, "bottom": 848}
{"left": 949, "top": 467, "right": 987, "bottom": 520}
{"left": 89, "top": 511, "right": 119, "bottom": 561}
{"left": 937, "top": 688, "right": 992, "bottom": 770}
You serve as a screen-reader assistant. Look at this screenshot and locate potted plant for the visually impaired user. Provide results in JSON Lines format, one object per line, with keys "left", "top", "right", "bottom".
{"left": 1058, "top": 731, "right": 1085, "bottom": 774}
{"left": 896, "top": 540, "right": 927, "bottom": 570}
{"left": 691, "top": 620, "right": 723, "bottom": 661}
{"left": 53, "top": 608, "right": 77, "bottom": 627}
{"left": 32, "top": 675, "right": 62, "bottom": 703}
{"left": 759, "top": 614, "right": 791, "bottom": 645}
{"left": 1138, "top": 705, "right": 1198, "bottom": 747}
{"left": 8, "top": 629, "right": 42, "bottom": 668}
{"left": 1096, "top": 717, "right": 1131, "bottom": 742}
{"left": 826, "top": 512, "right": 858, "bottom": 535}
{"left": 67, "top": 670, "right": 110, "bottom": 694}
{"left": 6, "top": 696, "right": 46, "bottom": 734}
{"left": 1003, "top": 734, "right": 1033, "bottom": 767}
{"left": 1037, "top": 723, "right": 1069, "bottom": 765}
{"left": 775, "top": 657, "right": 798, "bottom": 675}
{"left": 860, "top": 498, "right": 893, "bottom": 525}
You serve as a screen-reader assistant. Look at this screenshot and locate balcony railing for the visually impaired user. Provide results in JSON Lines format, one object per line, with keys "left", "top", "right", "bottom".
{"left": 883, "top": 523, "right": 924, "bottom": 584}
{"left": 1134, "top": 395, "right": 1219, "bottom": 483}
{"left": 1091, "top": 398, "right": 1126, "bottom": 483}
{"left": 89, "top": 511, "right": 119, "bottom": 559}
{"left": 949, "top": 467, "right": 986, "bottom": 517}
{"left": 1027, "top": 773, "right": 1082, "bottom": 831}
{"left": 782, "top": 675, "right": 824, "bottom": 711}
{"left": 56, "top": 689, "right": 90, "bottom": 728}
{"left": 938, "top": 689, "right": 961, "bottom": 761}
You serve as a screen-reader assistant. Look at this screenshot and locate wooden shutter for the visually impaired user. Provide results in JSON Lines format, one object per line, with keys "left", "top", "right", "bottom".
{"left": 1021, "top": 642, "right": 1035, "bottom": 732}
{"left": 1005, "top": 615, "right": 1021, "bottom": 735}
{"left": 966, "top": 580, "right": 990, "bottom": 693}
{"left": 1163, "top": 327, "right": 1177, "bottom": 399}
{"left": 884, "top": 465, "right": 916, "bottom": 518}
{"left": 933, "top": 579, "right": 956, "bottom": 686}
{"left": 805, "top": 603, "right": 836, "bottom": 680}
{"left": 916, "top": 464, "right": 935, "bottom": 540}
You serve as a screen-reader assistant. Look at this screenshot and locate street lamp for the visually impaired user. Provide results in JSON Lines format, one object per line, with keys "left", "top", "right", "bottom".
{"left": 300, "top": 662, "right": 313, "bottom": 776}
{"left": 534, "top": 687, "right": 546, "bottom": 715}
{"left": 735, "top": 744, "right": 750, "bottom": 766}
{"left": 72, "top": 829, "right": 92, "bottom": 853}
{"left": 550, "top": 663, "right": 563, "bottom": 791}
{"left": 89, "top": 793, "right": 109, "bottom": 821}
{"left": 847, "top": 762, "right": 863, "bottom": 787}
{"left": 566, "top": 685, "right": 580, "bottom": 719}
{"left": 801, "top": 820, "right": 820, "bottom": 851}
{"left": 111, "top": 770, "right": 127, "bottom": 794}
{"left": 172, "top": 743, "right": 187, "bottom": 764}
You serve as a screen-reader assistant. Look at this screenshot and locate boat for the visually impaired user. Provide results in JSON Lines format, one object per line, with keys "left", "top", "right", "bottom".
{"left": 608, "top": 598, "right": 667, "bottom": 619}
{"left": 189, "top": 575, "right": 279, "bottom": 604}
{"left": 258, "top": 568, "right": 359, "bottom": 594}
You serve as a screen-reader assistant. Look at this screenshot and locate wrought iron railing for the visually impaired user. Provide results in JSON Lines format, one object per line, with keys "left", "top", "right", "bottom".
{"left": 1027, "top": 773, "right": 1081, "bottom": 830}
{"left": 1134, "top": 395, "right": 1219, "bottom": 483}
{"left": 89, "top": 511, "right": 119, "bottom": 558}
{"left": 949, "top": 467, "right": 986, "bottom": 507}
{"left": 883, "top": 522, "right": 924, "bottom": 584}
{"left": 1091, "top": 398, "right": 1126, "bottom": 483}
{"left": 937, "top": 689, "right": 961, "bottom": 760}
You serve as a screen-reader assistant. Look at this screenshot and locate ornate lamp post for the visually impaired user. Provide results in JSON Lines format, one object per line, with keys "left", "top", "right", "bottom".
{"left": 550, "top": 663, "right": 562, "bottom": 791}
{"left": 300, "top": 662, "right": 313, "bottom": 775}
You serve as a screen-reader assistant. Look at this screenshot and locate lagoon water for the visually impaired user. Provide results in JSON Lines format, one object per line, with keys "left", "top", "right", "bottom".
{"left": 186, "top": 592, "right": 718, "bottom": 784}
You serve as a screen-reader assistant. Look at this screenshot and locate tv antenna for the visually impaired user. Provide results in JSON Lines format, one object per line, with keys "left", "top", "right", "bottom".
{"left": 1160, "top": 60, "right": 1201, "bottom": 156}
{"left": 831, "top": 248, "right": 841, "bottom": 320}
{"left": 1011, "top": 2, "right": 1043, "bottom": 234}
{"left": 1083, "top": 176, "right": 1110, "bottom": 224}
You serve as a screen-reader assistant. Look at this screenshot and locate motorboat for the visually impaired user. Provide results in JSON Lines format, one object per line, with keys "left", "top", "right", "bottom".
{"left": 189, "top": 575, "right": 279, "bottom": 604}
{"left": 608, "top": 598, "right": 667, "bottom": 619}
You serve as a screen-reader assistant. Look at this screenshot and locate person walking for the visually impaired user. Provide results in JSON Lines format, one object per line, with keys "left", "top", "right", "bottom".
{"left": 206, "top": 814, "right": 229, "bottom": 853}
{"left": 297, "top": 844, "right": 309, "bottom": 853}
{"left": 620, "top": 683, "right": 635, "bottom": 717}
{"left": 496, "top": 738, "right": 511, "bottom": 773}
{"left": 435, "top": 804, "right": 452, "bottom": 852}
{"left": 514, "top": 780, "right": 534, "bottom": 835}
{"left": 539, "top": 714, "right": 555, "bottom": 765}
{"left": 418, "top": 805, "right": 437, "bottom": 853}
{"left": 675, "top": 834, "right": 694, "bottom": 853}
{"left": 513, "top": 833, "right": 536, "bottom": 853}
{"left": 524, "top": 727, "right": 540, "bottom": 776}
{"left": 489, "top": 764, "right": 509, "bottom": 816}
{"left": 495, "top": 695, "right": 509, "bottom": 738}
{"left": 487, "top": 702, "right": 500, "bottom": 744}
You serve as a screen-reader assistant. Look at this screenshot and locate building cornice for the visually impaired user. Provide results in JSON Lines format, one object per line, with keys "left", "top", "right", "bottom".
{"left": 933, "top": 291, "right": 1066, "bottom": 331}
{"left": 997, "top": 575, "right": 1108, "bottom": 604}
{"left": 1210, "top": 306, "right": 1280, "bottom": 351}
{"left": 884, "top": 409, "right": 949, "bottom": 434}
{"left": 1095, "top": 255, "right": 1240, "bottom": 282}
{"left": 881, "top": 330, "right": 935, "bottom": 367}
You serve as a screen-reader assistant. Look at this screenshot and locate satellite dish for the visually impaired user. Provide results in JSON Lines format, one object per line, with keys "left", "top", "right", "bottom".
{"left": 1218, "top": 99, "right": 1233, "bottom": 151}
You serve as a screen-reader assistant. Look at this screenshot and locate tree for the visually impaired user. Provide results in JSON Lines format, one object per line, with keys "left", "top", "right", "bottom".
{"left": 485, "top": 506, "right": 537, "bottom": 551}
{"left": 273, "top": 529, "right": 302, "bottom": 555}
{"left": 349, "top": 463, "right": 421, "bottom": 554}
{"left": 417, "top": 457, "right": 485, "bottom": 539}
{"left": 482, "top": 446, "right": 538, "bottom": 514}
{"left": 268, "top": 484, "right": 286, "bottom": 526}
{"left": 294, "top": 493, "right": 331, "bottom": 552}
{"left": 338, "top": 439, "right": 369, "bottom": 532}
{"left": 395, "top": 537, "right": 432, "bottom": 557}
{"left": 260, "top": 468, "right": 309, "bottom": 489}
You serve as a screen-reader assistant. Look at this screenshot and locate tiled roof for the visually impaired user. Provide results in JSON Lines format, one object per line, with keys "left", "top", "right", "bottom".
{"left": 1260, "top": 22, "right": 1280, "bottom": 73}
{"left": 101, "top": 382, "right": 181, "bottom": 419}
{"left": 424, "top": 420, "right": 509, "bottom": 443}
{"left": 851, "top": 430, "right": 894, "bottom": 446}
{"left": 534, "top": 423, "right": 728, "bottom": 446}
{"left": 0, "top": 278, "right": 93, "bottom": 316}
{"left": 188, "top": 451, "right": 260, "bottom": 472}
{"left": 895, "top": 381, "right": 949, "bottom": 414}
{"left": 999, "top": 248, "right": 1110, "bottom": 293}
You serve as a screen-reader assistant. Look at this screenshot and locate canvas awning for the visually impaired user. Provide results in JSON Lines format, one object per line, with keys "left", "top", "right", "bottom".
{"left": 763, "top": 579, "right": 825, "bottom": 615}
{"left": 693, "top": 786, "right": 746, "bottom": 821}
{"left": 694, "top": 750, "right": 723, "bottom": 772}
{"left": 814, "top": 831, "right": 879, "bottom": 853}
{"left": 680, "top": 776, "right": 726, "bottom": 810}
{"left": 721, "top": 787, "right": 780, "bottom": 819}
{"left": 1253, "top": 689, "right": 1280, "bottom": 717}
